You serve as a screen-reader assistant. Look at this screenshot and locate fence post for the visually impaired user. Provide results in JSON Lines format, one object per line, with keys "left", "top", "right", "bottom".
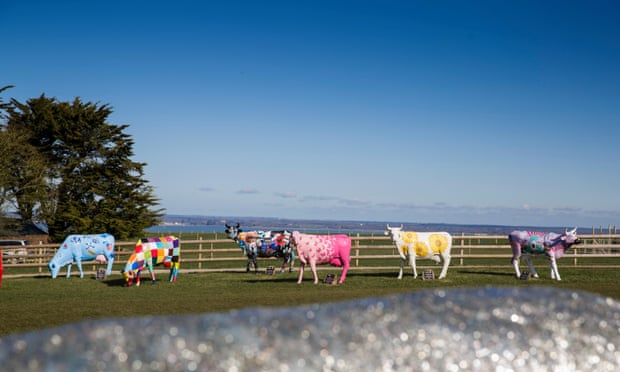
{"left": 460, "top": 233, "right": 464, "bottom": 266}
{"left": 573, "top": 243, "right": 578, "bottom": 266}
{"left": 38, "top": 242, "right": 44, "bottom": 273}
{"left": 198, "top": 237, "right": 203, "bottom": 270}
{"left": 355, "top": 233, "right": 360, "bottom": 267}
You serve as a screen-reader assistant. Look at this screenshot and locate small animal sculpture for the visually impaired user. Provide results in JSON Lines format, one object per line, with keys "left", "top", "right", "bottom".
{"left": 384, "top": 224, "right": 452, "bottom": 279}
{"left": 121, "top": 236, "right": 180, "bottom": 286}
{"left": 508, "top": 228, "right": 581, "bottom": 280}
{"left": 224, "top": 223, "right": 294, "bottom": 273}
{"left": 291, "top": 231, "right": 351, "bottom": 284}
{"left": 48, "top": 234, "right": 115, "bottom": 279}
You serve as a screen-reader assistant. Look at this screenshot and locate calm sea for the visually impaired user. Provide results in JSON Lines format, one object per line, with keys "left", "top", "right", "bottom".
{"left": 146, "top": 225, "right": 224, "bottom": 233}
{"left": 145, "top": 225, "right": 377, "bottom": 235}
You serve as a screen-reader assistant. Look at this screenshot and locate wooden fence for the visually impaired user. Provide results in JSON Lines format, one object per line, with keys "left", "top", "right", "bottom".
{"left": 2, "top": 234, "right": 620, "bottom": 278}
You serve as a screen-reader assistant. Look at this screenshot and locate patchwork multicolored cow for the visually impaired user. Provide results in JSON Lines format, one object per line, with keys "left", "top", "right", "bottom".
{"left": 508, "top": 228, "right": 581, "bottom": 280}
{"left": 48, "top": 233, "right": 115, "bottom": 279}
{"left": 384, "top": 225, "right": 452, "bottom": 279}
{"left": 224, "top": 223, "right": 294, "bottom": 273}
{"left": 291, "top": 231, "right": 351, "bottom": 284}
{"left": 121, "top": 236, "right": 180, "bottom": 286}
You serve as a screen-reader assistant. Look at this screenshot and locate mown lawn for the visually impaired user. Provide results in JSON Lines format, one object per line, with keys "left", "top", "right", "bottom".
{"left": 1, "top": 266, "right": 619, "bottom": 337}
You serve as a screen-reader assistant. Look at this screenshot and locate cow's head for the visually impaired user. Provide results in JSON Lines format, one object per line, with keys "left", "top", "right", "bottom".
{"left": 562, "top": 227, "right": 581, "bottom": 247}
{"left": 121, "top": 269, "right": 135, "bottom": 286}
{"left": 48, "top": 246, "right": 71, "bottom": 279}
{"left": 290, "top": 231, "right": 302, "bottom": 246}
{"left": 384, "top": 224, "right": 404, "bottom": 240}
{"left": 48, "top": 261, "right": 60, "bottom": 279}
{"left": 224, "top": 223, "right": 241, "bottom": 240}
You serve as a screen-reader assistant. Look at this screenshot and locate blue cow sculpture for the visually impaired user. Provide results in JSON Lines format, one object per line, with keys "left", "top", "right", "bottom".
{"left": 48, "top": 234, "right": 115, "bottom": 278}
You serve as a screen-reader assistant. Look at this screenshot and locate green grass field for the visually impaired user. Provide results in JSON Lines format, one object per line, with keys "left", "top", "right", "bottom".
{"left": 1, "top": 266, "right": 619, "bottom": 337}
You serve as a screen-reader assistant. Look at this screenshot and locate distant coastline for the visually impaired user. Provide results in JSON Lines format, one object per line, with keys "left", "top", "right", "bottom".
{"left": 146, "top": 214, "right": 577, "bottom": 235}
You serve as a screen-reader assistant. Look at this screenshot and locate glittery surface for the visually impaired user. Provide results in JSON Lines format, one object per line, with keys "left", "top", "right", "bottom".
{"left": 1, "top": 287, "right": 618, "bottom": 371}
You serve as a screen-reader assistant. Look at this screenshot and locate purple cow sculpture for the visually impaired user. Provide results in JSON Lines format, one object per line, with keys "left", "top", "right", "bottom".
{"left": 508, "top": 228, "right": 581, "bottom": 280}
{"left": 291, "top": 231, "right": 352, "bottom": 284}
{"left": 48, "top": 233, "right": 115, "bottom": 278}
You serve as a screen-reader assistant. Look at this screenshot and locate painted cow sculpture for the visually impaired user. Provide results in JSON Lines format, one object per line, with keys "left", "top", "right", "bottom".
{"left": 48, "top": 233, "right": 115, "bottom": 278}
{"left": 385, "top": 225, "right": 452, "bottom": 279}
{"left": 508, "top": 228, "right": 581, "bottom": 280}
{"left": 121, "top": 236, "right": 180, "bottom": 286}
{"left": 224, "top": 223, "right": 295, "bottom": 273}
{"left": 291, "top": 231, "right": 351, "bottom": 284}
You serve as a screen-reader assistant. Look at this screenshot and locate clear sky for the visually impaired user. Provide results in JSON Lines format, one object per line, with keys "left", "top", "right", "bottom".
{"left": 2, "top": 1, "right": 619, "bottom": 228}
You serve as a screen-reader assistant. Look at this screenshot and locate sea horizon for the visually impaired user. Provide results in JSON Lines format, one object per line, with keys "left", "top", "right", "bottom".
{"left": 145, "top": 214, "right": 611, "bottom": 235}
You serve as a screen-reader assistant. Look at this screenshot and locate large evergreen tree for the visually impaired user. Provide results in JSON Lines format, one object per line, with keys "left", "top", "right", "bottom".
{"left": 6, "top": 94, "right": 163, "bottom": 240}
{"left": 0, "top": 85, "right": 17, "bottom": 232}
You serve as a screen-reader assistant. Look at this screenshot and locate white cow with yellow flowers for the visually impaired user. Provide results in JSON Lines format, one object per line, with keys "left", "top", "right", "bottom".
{"left": 385, "top": 224, "right": 452, "bottom": 279}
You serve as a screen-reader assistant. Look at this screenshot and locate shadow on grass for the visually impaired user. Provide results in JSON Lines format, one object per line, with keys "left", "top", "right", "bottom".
{"left": 242, "top": 273, "right": 300, "bottom": 284}
{"left": 456, "top": 270, "right": 515, "bottom": 277}
{"left": 347, "top": 271, "right": 397, "bottom": 279}
{"left": 103, "top": 278, "right": 130, "bottom": 287}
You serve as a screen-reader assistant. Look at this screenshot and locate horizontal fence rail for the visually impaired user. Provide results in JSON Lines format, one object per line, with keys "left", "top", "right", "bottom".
{"left": 2, "top": 234, "right": 620, "bottom": 278}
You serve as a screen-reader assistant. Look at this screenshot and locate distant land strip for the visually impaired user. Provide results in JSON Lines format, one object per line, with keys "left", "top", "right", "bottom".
{"left": 156, "top": 215, "right": 592, "bottom": 235}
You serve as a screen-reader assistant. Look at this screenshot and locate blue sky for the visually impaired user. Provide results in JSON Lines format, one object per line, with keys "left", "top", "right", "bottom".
{"left": 2, "top": 1, "right": 619, "bottom": 228}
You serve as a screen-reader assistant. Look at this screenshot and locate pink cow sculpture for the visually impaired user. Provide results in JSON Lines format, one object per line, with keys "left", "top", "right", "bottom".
{"left": 508, "top": 228, "right": 581, "bottom": 280}
{"left": 291, "top": 231, "right": 352, "bottom": 284}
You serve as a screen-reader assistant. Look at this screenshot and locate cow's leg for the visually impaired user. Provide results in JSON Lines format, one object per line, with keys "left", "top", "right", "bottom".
{"left": 168, "top": 262, "right": 177, "bottom": 282}
{"left": 338, "top": 258, "right": 350, "bottom": 284}
{"left": 510, "top": 243, "right": 523, "bottom": 278}
{"left": 410, "top": 255, "right": 418, "bottom": 279}
{"left": 438, "top": 253, "right": 451, "bottom": 279}
{"left": 169, "top": 258, "right": 179, "bottom": 282}
{"left": 135, "top": 270, "right": 142, "bottom": 286}
{"left": 511, "top": 257, "right": 521, "bottom": 278}
{"left": 525, "top": 255, "right": 539, "bottom": 278}
{"left": 549, "top": 256, "right": 561, "bottom": 281}
{"left": 105, "top": 255, "right": 114, "bottom": 276}
{"left": 65, "top": 263, "right": 72, "bottom": 278}
{"left": 279, "top": 253, "right": 287, "bottom": 274}
{"left": 309, "top": 259, "right": 319, "bottom": 284}
{"left": 146, "top": 261, "right": 157, "bottom": 284}
{"left": 76, "top": 259, "right": 85, "bottom": 279}
{"left": 398, "top": 256, "right": 405, "bottom": 279}
{"left": 296, "top": 257, "right": 306, "bottom": 284}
